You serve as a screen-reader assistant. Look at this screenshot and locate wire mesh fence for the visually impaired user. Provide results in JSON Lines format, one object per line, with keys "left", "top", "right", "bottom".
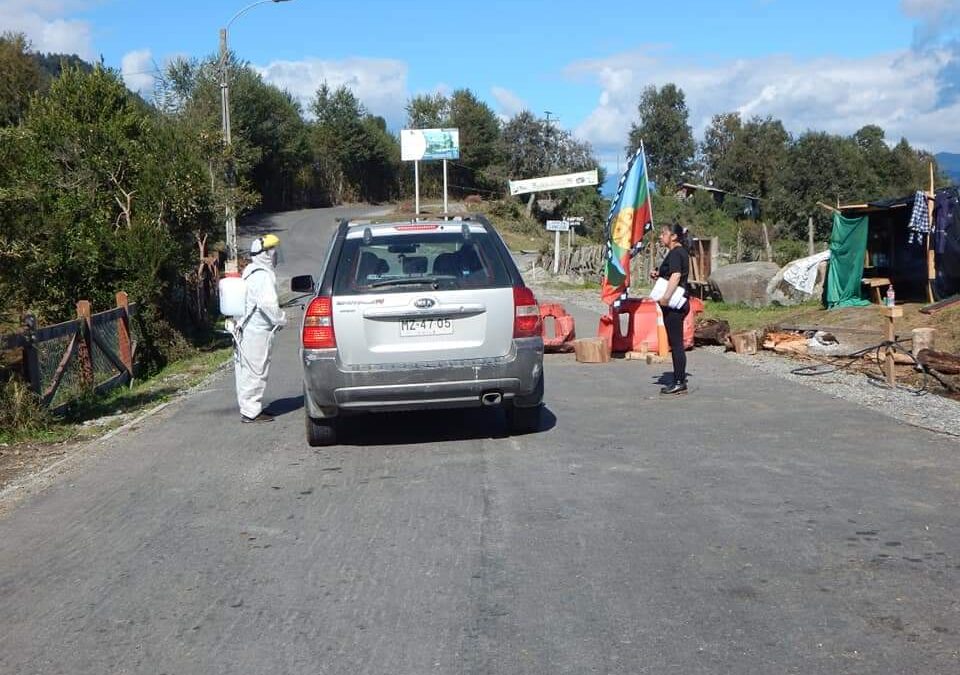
{"left": 0, "top": 294, "right": 137, "bottom": 413}
{"left": 33, "top": 330, "right": 87, "bottom": 410}
{"left": 91, "top": 318, "right": 122, "bottom": 389}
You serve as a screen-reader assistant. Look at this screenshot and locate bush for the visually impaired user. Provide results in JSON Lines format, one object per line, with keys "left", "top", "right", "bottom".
{"left": 0, "top": 377, "right": 49, "bottom": 435}
{"left": 772, "top": 239, "right": 811, "bottom": 267}
{"left": 487, "top": 199, "right": 542, "bottom": 236}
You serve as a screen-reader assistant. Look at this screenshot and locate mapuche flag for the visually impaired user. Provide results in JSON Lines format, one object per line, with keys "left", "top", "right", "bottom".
{"left": 600, "top": 143, "right": 654, "bottom": 307}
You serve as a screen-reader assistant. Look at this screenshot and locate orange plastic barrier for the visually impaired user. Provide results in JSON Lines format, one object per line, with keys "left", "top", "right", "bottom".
{"left": 597, "top": 297, "right": 704, "bottom": 353}
{"left": 540, "top": 303, "right": 576, "bottom": 351}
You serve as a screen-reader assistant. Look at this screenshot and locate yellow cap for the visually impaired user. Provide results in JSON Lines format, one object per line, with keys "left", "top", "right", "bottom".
{"left": 251, "top": 234, "right": 281, "bottom": 254}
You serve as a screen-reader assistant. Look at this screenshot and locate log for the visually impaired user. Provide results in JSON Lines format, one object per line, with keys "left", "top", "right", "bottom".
{"left": 772, "top": 340, "right": 808, "bottom": 355}
{"left": 694, "top": 319, "right": 730, "bottom": 346}
{"left": 867, "top": 351, "right": 914, "bottom": 365}
{"left": 573, "top": 338, "right": 611, "bottom": 364}
{"left": 917, "top": 349, "right": 960, "bottom": 375}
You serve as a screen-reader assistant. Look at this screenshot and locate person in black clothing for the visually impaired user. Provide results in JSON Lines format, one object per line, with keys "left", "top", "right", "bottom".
{"left": 650, "top": 223, "right": 691, "bottom": 395}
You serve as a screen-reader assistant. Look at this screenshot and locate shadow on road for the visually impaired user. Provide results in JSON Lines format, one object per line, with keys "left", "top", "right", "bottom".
{"left": 265, "top": 395, "right": 305, "bottom": 417}
{"left": 653, "top": 370, "right": 695, "bottom": 386}
{"left": 336, "top": 406, "right": 557, "bottom": 447}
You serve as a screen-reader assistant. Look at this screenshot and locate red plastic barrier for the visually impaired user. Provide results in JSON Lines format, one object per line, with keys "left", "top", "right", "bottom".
{"left": 683, "top": 297, "right": 704, "bottom": 349}
{"left": 539, "top": 303, "right": 568, "bottom": 319}
{"left": 541, "top": 303, "right": 576, "bottom": 351}
{"left": 598, "top": 296, "right": 704, "bottom": 353}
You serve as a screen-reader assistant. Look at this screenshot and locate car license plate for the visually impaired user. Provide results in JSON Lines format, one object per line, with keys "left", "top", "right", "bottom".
{"left": 400, "top": 318, "right": 453, "bottom": 337}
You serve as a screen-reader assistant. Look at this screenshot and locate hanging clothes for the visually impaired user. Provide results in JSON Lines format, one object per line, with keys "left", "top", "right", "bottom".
{"left": 826, "top": 213, "right": 872, "bottom": 308}
{"left": 934, "top": 188, "right": 958, "bottom": 255}
{"left": 907, "top": 191, "right": 931, "bottom": 245}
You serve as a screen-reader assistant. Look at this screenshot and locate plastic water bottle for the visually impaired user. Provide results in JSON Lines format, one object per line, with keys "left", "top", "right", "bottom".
{"left": 886, "top": 285, "right": 895, "bottom": 307}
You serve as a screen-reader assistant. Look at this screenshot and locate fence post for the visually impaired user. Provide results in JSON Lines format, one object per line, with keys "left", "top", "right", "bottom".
{"left": 21, "top": 314, "right": 42, "bottom": 396}
{"left": 115, "top": 291, "right": 133, "bottom": 378}
{"left": 76, "top": 300, "right": 94, "bottom": 390}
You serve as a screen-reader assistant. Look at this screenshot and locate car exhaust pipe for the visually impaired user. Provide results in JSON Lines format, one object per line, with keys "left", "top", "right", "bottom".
{"left": 481, "top": 391, "right": 503, "bottom": 406}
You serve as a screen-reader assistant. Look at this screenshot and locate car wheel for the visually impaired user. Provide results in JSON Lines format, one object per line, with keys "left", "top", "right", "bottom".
{"left": 305, "top": 412, "right": 337, "bottom": 447}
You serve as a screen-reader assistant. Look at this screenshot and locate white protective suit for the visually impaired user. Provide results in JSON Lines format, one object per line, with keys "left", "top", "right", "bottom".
{"left": 235, "top": 250, "right": 287, "bottom": 419}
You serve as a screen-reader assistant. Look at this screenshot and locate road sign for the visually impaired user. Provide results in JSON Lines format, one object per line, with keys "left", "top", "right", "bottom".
{"left": 546, "top": 220, "right": 570, "bottom": 232}
{"left": 509, "top": 169, "right": 599, "bottom": 196}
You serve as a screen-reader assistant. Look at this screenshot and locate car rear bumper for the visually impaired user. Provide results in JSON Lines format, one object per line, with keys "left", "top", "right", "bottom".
{"left": 302, "top": 338, "right": 544, "bottom": 418}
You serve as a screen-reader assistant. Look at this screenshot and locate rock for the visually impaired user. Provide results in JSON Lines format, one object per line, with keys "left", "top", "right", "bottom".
{"left": 709, "top": 262, "right": 781, "bottom": 306}
{"left": 766, "top": 259, "right": 829, "bottom": 306}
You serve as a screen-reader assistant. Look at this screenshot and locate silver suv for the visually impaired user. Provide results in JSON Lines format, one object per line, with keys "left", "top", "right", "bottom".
{"left": 290, "top": 215, "right": 544, "bottom": 446}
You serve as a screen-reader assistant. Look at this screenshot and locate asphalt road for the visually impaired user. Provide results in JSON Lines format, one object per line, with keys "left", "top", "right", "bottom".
{"left": 1, "top": 206, "right": 958, "bottom": 674}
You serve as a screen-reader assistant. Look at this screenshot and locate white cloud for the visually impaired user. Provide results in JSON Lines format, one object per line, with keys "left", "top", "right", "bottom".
{"left": 490, "top": 86, "right": 527, "bottom": 120}
{"left": 567, "top": 46, "right": 960, "bottom": 158}
{"left": 901, "top": 0, "right": 960, "bottom": 46}
{"left": 255, "top": 57, "right": 409, "bottom": 127}
{"left": 121, "top": 49, "right": 155, "bottom": 95}
{"left": 0, "top": 0, "right": 95, "bottom": 59}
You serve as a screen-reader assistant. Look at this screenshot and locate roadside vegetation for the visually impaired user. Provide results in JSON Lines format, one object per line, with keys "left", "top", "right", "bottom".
{"left": 1, "top": 30, "right": 952, "bottom": 443}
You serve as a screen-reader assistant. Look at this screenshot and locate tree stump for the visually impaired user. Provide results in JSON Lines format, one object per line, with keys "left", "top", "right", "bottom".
{"left": 694, "top": 319, "right": 731, "bottom": 347}
{"left": 730, "top": 330, "right": 758, "bottom": 355}
{"left": 573, "top": 338, "right": 611, "bottom": 363}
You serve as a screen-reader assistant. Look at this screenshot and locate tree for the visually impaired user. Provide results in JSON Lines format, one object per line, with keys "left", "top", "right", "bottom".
{"left": 311, "top": 83, "right": 399, "bottom": 203}
{"left": 0, "top": 32, "right": 43, "bottom": 126}
{"left": 715, "top": 115, "right": 790, "bottom": 199}
{"left": 447, "top": 89, "right": 502, "bottom": 195}
{"left": 0, "top": 65, "right": 218, "bottom": 369}
{"left": 405, "top": 93, "right": 448, "bottom": 129}
{"left": 626, "top": 84, "right": 695, "bottom": 190}
{"left": 772, "top": 131, "right": 875, "bottom": 239}
{"left": 701, "top": 112, "right": 742, "bottom": 186}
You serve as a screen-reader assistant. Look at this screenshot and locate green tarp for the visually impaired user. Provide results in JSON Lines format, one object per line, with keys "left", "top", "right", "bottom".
{"left": 826, "top": 213, "right": 872, "bottom": 308}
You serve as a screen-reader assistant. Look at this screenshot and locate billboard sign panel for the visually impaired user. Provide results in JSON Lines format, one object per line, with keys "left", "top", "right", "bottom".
{"left": 401, "top": 128, "right": 460, "bottom": 161}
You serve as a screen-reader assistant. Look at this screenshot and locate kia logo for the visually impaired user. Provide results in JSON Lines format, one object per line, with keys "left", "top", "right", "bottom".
{"left": 414, "top": 298, "right": 435, "bottom": 309}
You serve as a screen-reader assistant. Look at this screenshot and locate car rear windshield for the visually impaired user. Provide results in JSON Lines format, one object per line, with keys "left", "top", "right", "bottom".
{"left": 333, "top": 230, "right": 512, "bottom": 295}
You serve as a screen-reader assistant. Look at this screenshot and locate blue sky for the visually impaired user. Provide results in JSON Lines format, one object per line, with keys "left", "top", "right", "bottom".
{"left": 3, "top": 0, "right": 960, "bottom": 174}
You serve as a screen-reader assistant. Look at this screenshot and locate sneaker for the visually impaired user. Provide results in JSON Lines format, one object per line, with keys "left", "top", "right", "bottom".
{"left": 241, "top": 412, "right": 275, "bottom": 424}
{"left": 660, "top": 382, "right": 688, "bottom": 395}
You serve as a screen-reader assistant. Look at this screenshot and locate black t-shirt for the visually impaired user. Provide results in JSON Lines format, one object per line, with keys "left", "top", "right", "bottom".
{"left": 658, "top": 246, "right": 689, "bottom": 290}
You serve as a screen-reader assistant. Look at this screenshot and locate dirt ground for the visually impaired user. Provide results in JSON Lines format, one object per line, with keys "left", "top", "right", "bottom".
{"left": 768, "top": 302, "right": 960, "bottom": 353}
{"left": 749, "top": 301, "right": 960, "bottom": 400}
{"left": 0, "top": 441, "right": 74, "bottom": 493}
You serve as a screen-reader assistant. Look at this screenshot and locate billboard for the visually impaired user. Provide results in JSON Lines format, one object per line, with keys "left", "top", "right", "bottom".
{"left": 401, "top": 128, "right": 460, "bottom": 161}
{"left": 508, "top": 169, "right": 599, "bottom": 196}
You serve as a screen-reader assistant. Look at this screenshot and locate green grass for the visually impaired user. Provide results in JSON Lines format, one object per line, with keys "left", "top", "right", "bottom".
{"left": 700, "top": 300, "right": 821, "bottom": 332}
{"left": 538, "top": 279, "right": 602, "bottom": 291}
{"left": 0, "top": 344, "right": 233, "bottom": 447}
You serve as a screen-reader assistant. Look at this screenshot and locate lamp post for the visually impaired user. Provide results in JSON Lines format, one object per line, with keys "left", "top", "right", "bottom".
{"left": 543, "top": 110, "right": 554, "bottom": 172}
{"left": 219, "top": 0, "right": 293, "bottom": 271}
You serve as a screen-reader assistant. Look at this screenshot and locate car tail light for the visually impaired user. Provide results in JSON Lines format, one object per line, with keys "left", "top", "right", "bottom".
{"left": 303, "top": 296, "right": 335, "bottom": 349}
{"left": 513, "top": 287, "right": 541, "bottom": 338}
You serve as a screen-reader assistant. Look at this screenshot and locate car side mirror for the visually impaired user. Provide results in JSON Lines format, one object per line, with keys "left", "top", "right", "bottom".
{"left": 290, "top": 275, "right": 315, "bottom": 293}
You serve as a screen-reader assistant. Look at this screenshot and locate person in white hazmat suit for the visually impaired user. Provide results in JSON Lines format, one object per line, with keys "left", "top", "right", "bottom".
{"left": 235, "top": 234, "right": 286, "bottom": 423}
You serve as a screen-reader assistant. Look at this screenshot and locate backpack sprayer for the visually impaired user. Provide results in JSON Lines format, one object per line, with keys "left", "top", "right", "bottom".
{"left": 219, "top": 271, "right": 282, "bottom": 378}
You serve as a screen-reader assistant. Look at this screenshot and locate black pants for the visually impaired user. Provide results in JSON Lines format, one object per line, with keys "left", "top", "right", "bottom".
{"left": 663, "top": 302, "right": 690, "bottom": 383}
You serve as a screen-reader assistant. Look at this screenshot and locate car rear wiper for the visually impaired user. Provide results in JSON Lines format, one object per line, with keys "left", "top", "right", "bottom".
{"left": 368, "top": 276, "right": 443, "bottom": 289}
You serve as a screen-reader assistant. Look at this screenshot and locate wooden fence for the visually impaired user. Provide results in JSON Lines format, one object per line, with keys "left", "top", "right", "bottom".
{"left": 1, "top": 292, "right": 137, "bottom": 412}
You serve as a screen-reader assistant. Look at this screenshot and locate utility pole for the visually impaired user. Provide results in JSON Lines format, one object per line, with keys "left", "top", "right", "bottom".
{"left": 219, "top": 0, "right": 294, "bottom": 273}
{"left": 219, "top": 28, "right": 237, "bottom": 272}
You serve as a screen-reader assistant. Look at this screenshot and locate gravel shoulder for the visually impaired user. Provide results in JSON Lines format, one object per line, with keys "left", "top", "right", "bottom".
{"left": 527, "top": 281, "right": 960, "bottom": 440}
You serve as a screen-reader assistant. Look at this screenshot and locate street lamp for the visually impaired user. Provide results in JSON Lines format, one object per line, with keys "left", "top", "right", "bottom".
{"left": 543, "top": 110, "right": 556, "bottom": 172}
{"left": 219, "top": 0, "right": 293, "bottom": 271}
